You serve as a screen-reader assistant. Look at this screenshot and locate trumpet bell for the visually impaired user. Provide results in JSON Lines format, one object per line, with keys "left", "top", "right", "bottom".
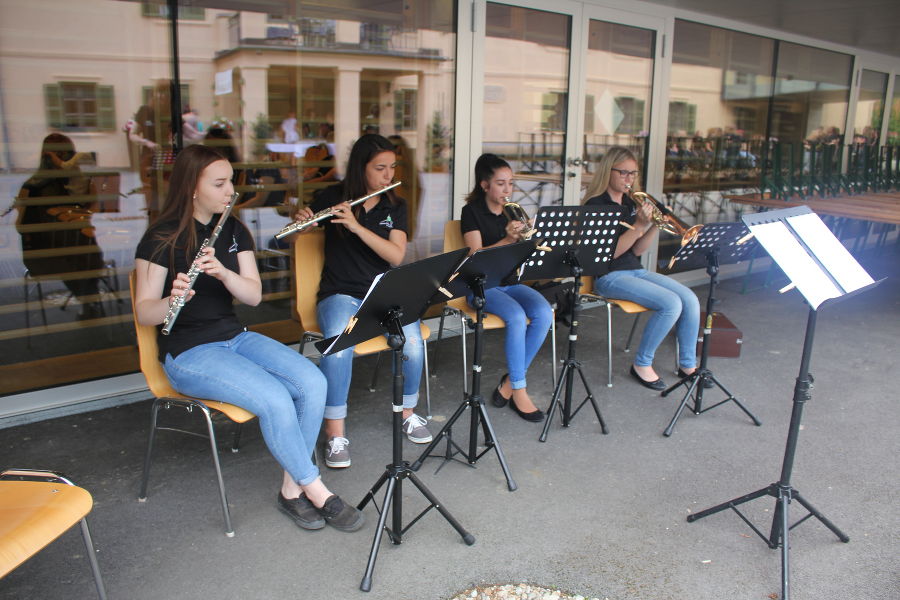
{"left": 502, "top": 200, "right": 536, "bottom": 240}
{"left": 681, "top": 224, "right": 703, "bottom": 246}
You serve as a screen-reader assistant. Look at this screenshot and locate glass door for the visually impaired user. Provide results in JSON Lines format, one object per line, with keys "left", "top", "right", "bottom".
{"left": 462, "top": 1, "right": 663, "bottom": 214}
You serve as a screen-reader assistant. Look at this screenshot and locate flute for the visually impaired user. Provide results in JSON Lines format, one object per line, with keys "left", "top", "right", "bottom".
{"left": 161, "top": 196, "right": 236, "bottom": 336}
{"left": 274, "top": 181, "right": 401, "bottom": 240}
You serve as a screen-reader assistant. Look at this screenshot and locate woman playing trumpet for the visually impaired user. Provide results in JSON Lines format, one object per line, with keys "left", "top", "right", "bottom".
{"left": 460, "top": 153, "right": 552, "bottom": 422}
{"left": 291, "top": 134, "right": 431, "bottom": 468}
{"left": 583, "top": 146, "right": 700, "bottom": 391}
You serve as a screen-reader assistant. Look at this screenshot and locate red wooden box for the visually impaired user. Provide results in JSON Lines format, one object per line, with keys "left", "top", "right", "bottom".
{"left": 696, "top": 312, "right": 742, "bottom": 358}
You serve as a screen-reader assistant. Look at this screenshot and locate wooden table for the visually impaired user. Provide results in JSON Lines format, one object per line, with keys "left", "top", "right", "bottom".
{"left": 724, "top": 192, "right": 900, "bottom": 225}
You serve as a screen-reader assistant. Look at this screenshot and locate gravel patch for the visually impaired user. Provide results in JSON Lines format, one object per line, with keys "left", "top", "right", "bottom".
{"left": 449, "top": 583, "right": 603, "bottom": 600}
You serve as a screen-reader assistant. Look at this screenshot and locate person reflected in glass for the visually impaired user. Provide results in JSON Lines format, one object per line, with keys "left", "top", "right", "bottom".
{"left": 583, "top": 146, "right": 701, "bottom": 391}
{"left": 133, "top": 144, "right": 363, "bottom": 532}
{"left": 289, "top": 134, "right": 431, "bottom": 468}
{"left": 460, "top": 154, "right": 552, "bottom": 422}
{"left": 16, "top": 133, "right": 105, "bottom": 320}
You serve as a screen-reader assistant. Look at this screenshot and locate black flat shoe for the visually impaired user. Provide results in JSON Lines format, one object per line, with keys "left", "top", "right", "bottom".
{"left": 630, "top": 366, "right": 666, "bottom": 391}
{"left": 678, "top": 368, "right": 714, "bottom": 389}
{"left": 509, "top": 397, "right": 544, "bottom": 422}
{"left": 492, "top": 373, "right": 510, "bottom": 407}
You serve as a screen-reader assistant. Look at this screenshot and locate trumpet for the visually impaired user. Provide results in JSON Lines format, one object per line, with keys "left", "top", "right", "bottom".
{"left": 630, "top": 189, "right": 703, "bottom": 246}
{"left": 502, "top": 198, "right": 536, "bottom": 240}
{"left": 274, "top": 181, "right": 401, "bottom": 240}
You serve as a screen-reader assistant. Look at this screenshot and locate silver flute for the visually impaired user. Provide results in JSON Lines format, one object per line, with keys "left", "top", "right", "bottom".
{"left": 161, "top": 196, "right": 237, "bottom": 335}
{"left": 274, "top": 181, "right": 401, "bottom": 240}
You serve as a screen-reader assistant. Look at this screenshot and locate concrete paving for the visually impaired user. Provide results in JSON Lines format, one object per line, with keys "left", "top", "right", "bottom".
{"left": 1, "top": 249, "right": 897, "bottom": 600}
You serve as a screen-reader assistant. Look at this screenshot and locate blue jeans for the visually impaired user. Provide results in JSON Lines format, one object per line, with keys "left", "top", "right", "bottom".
{"left": 594, "top": 269, "right": 700, "bottom": 369}
{"left": 472, "top": 284, "right": 552, "bottom": 389}
{"left": 164, "top": 331, "right": 326, "bottom": 486}
{"left": 316, "top": 293, "right": 424, "bottom": 420}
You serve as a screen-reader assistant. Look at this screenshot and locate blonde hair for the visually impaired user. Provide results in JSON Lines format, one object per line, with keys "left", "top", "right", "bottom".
{"left": 581, "top": 146, "right": 642, "bottom": 203}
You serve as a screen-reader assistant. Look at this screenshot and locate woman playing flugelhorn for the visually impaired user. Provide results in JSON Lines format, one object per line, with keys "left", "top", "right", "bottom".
{"left": 460, "top": 153, "right": 552, "bottom": 422}
{"left": 583, "top": 146, "right": 701, "bottom": 391}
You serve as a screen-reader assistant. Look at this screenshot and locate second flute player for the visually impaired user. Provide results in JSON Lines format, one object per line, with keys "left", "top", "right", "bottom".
{"left": 134, "top": 145, "right": 364, "bottom": 533}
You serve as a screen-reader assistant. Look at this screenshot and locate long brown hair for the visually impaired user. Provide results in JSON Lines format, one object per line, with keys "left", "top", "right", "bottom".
{"left": 581, "top": 146, "right": 642, "bottom": 203}
{"left": 149, "top": 144, "right": 232, "bottom": 268}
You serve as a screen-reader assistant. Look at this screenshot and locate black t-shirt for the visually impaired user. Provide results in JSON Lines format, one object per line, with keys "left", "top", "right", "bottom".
{"left": 585, "top": 191, "right": 643, "bottom": 272}
{"left": 135, "top": 215, "right": 254, "bottom": 361}
{"left": 460, "top": 196, "right": 508, "bottom": 247}
{"left": 310, "top": 183, "right": 408, "bottom": 301}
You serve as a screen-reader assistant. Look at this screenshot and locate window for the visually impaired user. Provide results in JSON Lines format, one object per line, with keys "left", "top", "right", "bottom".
{"left": 615, "top": 96, "right": 645, "bottom": 135}
{"left": 394, "top": 89, "right": 417, "bottom": 130}
{"left": 733, "top": 106, "right": 757, "bottom": 132}
{"left": 44, "top": 82, "right": 115, "bottom": 131}
{"left": 541, "top": 92, "right": 567, "bottom": 131}
{"left": 584, "top": 95, "right": 595, "bottom": 134}
{"left": 668, "top": 101, "right": 697, "bottom": 135}
{"left": 141, "top": 2, "right": 204, "bottom": 20}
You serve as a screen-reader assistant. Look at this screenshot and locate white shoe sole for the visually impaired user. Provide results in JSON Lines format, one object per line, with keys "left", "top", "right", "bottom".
{"left": 325, "top": 458, "right": 351, "bottom": 468}
{"left": 406, "top": 434, "right": 433, "bottom": 444}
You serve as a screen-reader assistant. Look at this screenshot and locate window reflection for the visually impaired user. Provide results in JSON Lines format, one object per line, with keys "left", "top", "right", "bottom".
{"left": 0, "top": 0, "right": 456, "bottom": 394}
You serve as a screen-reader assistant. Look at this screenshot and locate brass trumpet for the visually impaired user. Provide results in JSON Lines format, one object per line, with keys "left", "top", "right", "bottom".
{"left": 502, "top": 198, "right": 536, "bottom": 240}
{"left": 630, "top": 190, "right": 702, "bottom": 246}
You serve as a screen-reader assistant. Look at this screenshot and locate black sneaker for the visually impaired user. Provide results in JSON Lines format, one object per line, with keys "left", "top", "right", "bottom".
{"left": 316, "top": 494, "right": 365, "bottom": 532}
{"left": 277, "top": 492, "right": 325, "bottom": 530}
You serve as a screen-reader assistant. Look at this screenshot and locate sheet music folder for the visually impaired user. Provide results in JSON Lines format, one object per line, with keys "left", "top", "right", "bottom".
{"left": 742, "top": 206, "right": 880, "bottom": 310}
{"left": 316, "top": 248, "right": 469, "bottom": 355}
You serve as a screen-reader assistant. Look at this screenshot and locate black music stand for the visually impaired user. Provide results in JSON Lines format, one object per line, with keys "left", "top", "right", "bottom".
{"left": 661, "top": 221, "right": 762, "bottom": 436}
{"left": 687, "top": 206, "right": 882, "bottom": 600}
{"left": 411, "top": 240, "right": 537, "bottom": 491}
{"left": 316, "top": 248, "right": 474, "bottom": 592}
{"left": 514, "top": 206, "right": 621, "bottom": 443}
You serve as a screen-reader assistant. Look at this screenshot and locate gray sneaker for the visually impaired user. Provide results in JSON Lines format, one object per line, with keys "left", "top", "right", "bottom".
{"left": 402, "top": 413, "right": 433, "bottom": 444}
{"left": 325, "top": 436, "right": 351, "bottom": 468}
{"left": 316, "top": 494, "right": 365, "bottom": 532}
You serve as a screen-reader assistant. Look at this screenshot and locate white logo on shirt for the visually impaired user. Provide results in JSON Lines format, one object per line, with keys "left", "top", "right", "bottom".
{"left": 229, "top": 236, "right": 238, "bottom": 253}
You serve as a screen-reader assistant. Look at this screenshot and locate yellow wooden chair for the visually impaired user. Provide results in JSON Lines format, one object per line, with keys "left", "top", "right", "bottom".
{"left": 291, "top": 229, "right": 434, "bottom": 415}
{"left": 129, "top": 271, "right": 256, "bottom": 537}
{"left": 432, "top": 220, "right": 556, "bottom": 393}
{"left": 580, "top": 276, "right": 678, "bottom": 386}
{"left": 0, "top": 469, "right": 107, "bottom": 599}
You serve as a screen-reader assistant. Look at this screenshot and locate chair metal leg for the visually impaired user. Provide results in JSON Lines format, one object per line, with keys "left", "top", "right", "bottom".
{"left": 624, "top": 313, "right": 643, "bottom": 352}
{"left": 423, "top": 338, "right": 432, "bottom": 418}
{"left": 198, "top": 403, "right": 235, "bottom": 537}
{"left": 369, "top": 351, "right": 382, "bottom": 392}
{"left": 550, "top": 311, "right": 557, "bottom": 388}
{"left": 606, "top": 303, "right": 613, "bottom": 387}
{"left": 137, "top": 398, "right": 162, "bottom": 501}
{"left": 79, "top": 518, "right": 108, "bottom": 600}
{"left": 230, "top": 423, "right": 243, "bottom": 453}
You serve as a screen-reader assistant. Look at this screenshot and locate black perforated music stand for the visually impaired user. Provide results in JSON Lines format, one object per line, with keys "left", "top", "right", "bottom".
{"left": 661, "top": 221, "right": 762, "bottom": 436}
{"left": 316, "top": 248, "right": 474, "bottom": 592}
{"left": 686, "top": 206, "right": 883, "bottom": 600}
{"left": 411, "top": 240, "right": 536, "bottom": 490}
{"left": 513, "top": 206, "right": 621, "bottom": 442}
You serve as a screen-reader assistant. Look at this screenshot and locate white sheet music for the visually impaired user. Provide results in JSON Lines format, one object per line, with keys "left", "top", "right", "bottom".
{"left": 750, "top": 221, "right": 841, "bottom": 309}
{"left": 786, "top": 213, "right": 874, "bottom": 294}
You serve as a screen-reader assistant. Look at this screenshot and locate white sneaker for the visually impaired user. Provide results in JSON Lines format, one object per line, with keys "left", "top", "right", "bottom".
{"left": 402, "top": 414, "right": 433, "bottom": 444}
{"left": 325, "top": 436, "right": 351, "bottom": 468}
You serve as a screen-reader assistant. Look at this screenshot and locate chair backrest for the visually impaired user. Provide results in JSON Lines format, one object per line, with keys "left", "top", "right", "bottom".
{"left": 128, "top": 270, "right": 183, "bottom": 399}
{"left": 443, "top": 219, "right": 464, "bottom": 253}
{"left": 291, "top": 229, "right": 325, "bottom": 334}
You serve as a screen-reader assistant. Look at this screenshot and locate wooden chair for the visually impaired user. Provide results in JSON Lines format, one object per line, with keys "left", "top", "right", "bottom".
{"left": 129, "top": 271, "right": 256, "bottom": 537}
{"left": 0, "top": 469, "right": 107, "bottom": 599}
{"left": 432, "top": 220, "right": 556, "bottom": 393}
{"left": 291, "top": 229, "right": 434, "bottom": 415}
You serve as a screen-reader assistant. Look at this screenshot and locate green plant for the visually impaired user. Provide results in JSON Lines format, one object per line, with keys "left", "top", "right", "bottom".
{"left": 425, "top": 111, "right": 451, "bottom": 171}
{"left": 251, "top": 113, "right": 274, "bottom": 157}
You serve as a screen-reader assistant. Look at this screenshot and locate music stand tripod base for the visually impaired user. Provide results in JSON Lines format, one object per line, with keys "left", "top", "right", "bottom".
{"left": 661, "top": 221, "right": 761, "bottom": 437}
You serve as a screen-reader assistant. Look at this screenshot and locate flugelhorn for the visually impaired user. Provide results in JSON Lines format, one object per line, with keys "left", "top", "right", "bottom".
{"left": 630, "top": 189, "right": 702, "bottom": 246}
{"left": 502, "top": 197, "right": 536, "bottom": 240}
{"left": 274, "top": 181, "right": 401, "bottom": 239}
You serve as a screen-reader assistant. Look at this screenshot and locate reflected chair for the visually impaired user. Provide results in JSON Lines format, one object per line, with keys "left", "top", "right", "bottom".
{"left": 291, "top": 229, "right": 434, "bottom": 415}
{"left": 432, "top": 220, "right": 556, "bottom": 393}
{"left": 129, "top": 271, "right": 256, "bottom": 537}
{"left": 0, "top": 469, "right": 107, "bottom": 599}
